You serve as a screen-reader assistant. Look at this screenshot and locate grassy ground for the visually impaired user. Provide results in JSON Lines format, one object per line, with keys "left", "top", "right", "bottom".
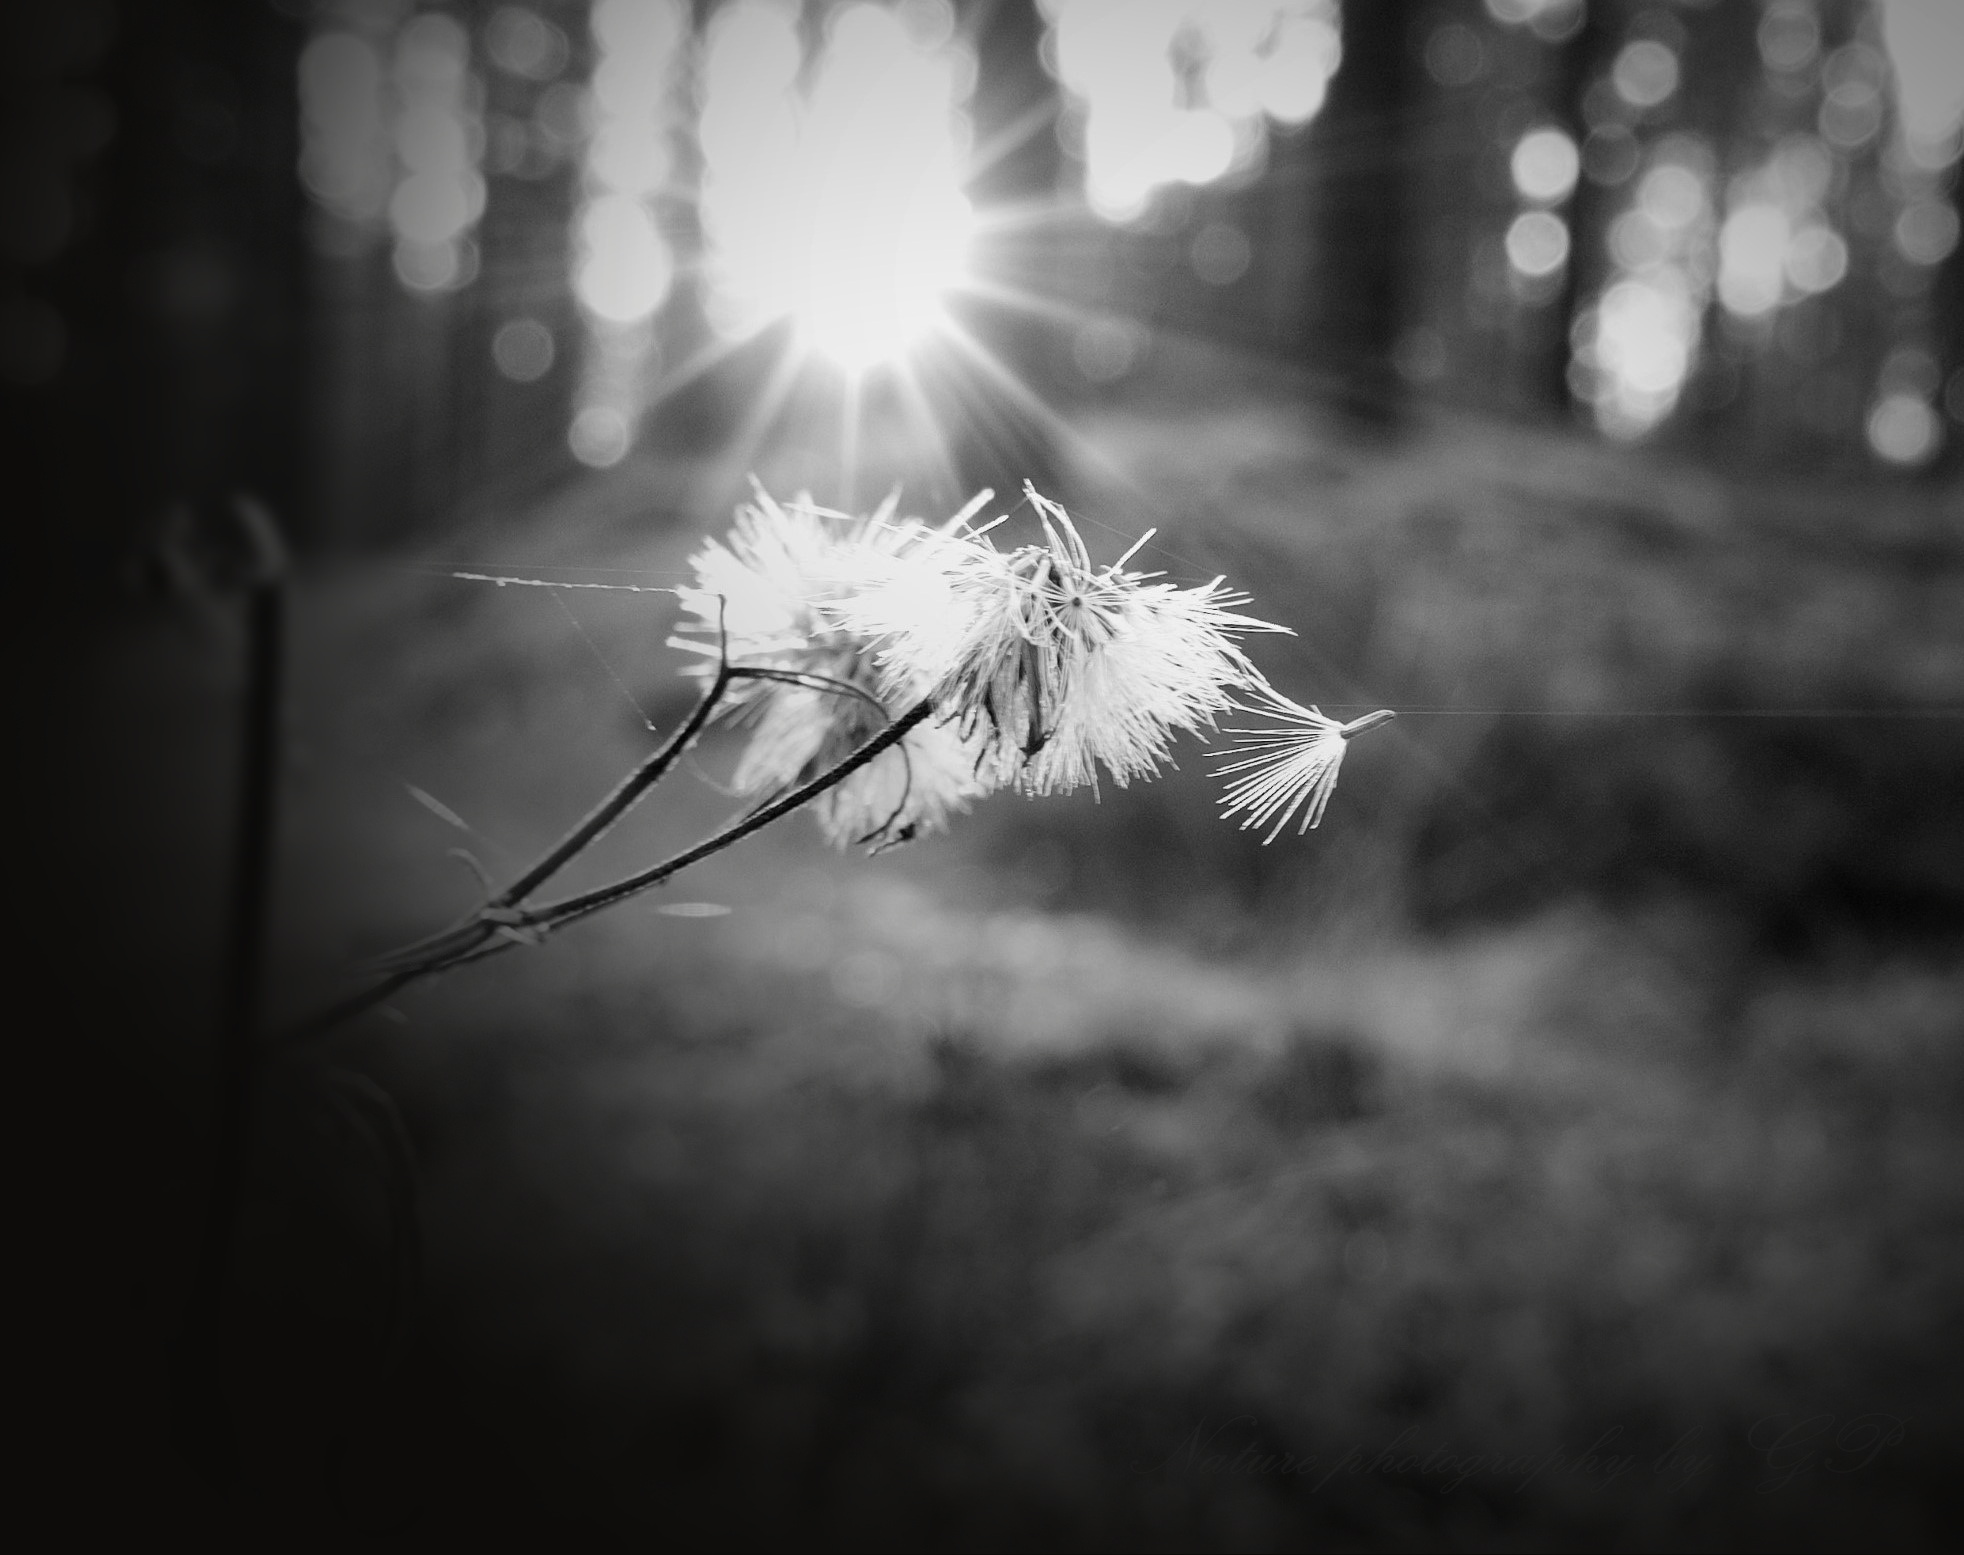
{"left": 70, "top": 389, "right": 1964, "bottom": 1548}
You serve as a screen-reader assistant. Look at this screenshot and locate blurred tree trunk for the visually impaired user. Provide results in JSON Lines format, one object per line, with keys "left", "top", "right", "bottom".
{"left": 646, "top": 2, "right": 724, "bottom": 457}
{"left": 1258, "top": 119, "right": 1317, "bottom": 359}
{"left": 1935, "top": 175, "right": 1963, "bottom": 482}
{"left": 1310, "top": 0, "right": 1414, "bottom": 429}
{"left": 1544, "top": 0, "right": 1614, "bottom": 419}
{"left": 1679, "top": 0, "right": 1789, "bottom": 461}
{"left": 940, "top": 0, "right": 1064, "bottom": 501}
{"left": 99, "top": 1, "right": 309, "bottom": 555}
{"left": 467, "top": 16, "right": 586, "bottom": 520}
{"left": 6, "top": 5, "right": 123, "bottom": 601}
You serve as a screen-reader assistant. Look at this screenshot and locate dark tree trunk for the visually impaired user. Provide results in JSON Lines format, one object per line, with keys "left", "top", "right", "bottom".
{"left": 939, "top": 0, "right": 1066, "bottom": 504}
{"left": 1935, "top": 175, "right": 1964, "bottom": 482}
{"left": 1310, "top": 0, "right": 1414, "bottom": 429}
{"left": 113, "top": 1, "right": 309, "bottom": 543}
{"left": 1545, "top": 0, "right": 1616, "bottom": 419}
{"left": 10, "top": 0, "right": 309, "bottom": 591}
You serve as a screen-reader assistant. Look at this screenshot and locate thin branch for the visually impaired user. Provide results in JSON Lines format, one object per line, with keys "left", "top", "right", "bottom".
{"left": 721, "top": 666, "right": 897, "bottom": 828}
{"left": 523, "top": 699, "right": 934, "bottom": 935}
{"left": 179, "top": 494, "right": 287, "bottom": 1468}
{"left": 727, "top": 664, "right": 889, "bottom": 718}
{"left": 362, "top": 665, "right": 878, "bottom": 974}
{"left": 493, "top": 635, "right": 732, "bottom": 909}
{"left": 292, "top": 700, "right": 938, "bottom": 1035}
{"left": 354, "top": 606, "right": 737, "bottom": 981}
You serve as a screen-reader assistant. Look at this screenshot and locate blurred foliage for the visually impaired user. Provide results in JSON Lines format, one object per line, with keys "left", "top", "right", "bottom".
{"left": 955, "top": 363, "right": 1964, "bottom": 961}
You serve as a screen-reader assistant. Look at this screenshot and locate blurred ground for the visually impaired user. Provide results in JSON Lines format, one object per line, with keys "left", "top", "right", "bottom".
{"left": 72, "top": 377, "right": 1964, "bottom": 1549}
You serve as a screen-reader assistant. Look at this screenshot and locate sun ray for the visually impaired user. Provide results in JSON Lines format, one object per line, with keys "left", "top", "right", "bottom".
{"left": 874, "top": 357, "right": 967, "bottom": 505}
{"left": 928, "top": 319, "right": 1203, "bottom": 536}
{"left": 641, "top": 327, "right": 772, "bottom": 417}
{"left": 692, "top": 338, "right": 807, "bottom": 511}
{"left": 953, "top": 275, "right": 1109, "bottom": 329}
{"left": 952, "top": 95, "right": 1060, "bottom": 190}
{"left": 964, "top": 194, "right": 1106, "bottom": 241}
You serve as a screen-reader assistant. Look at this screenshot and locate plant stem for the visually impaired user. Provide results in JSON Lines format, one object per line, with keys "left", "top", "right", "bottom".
{"left": 180, "top": 497, "right": 287, "bottom": 1470}
{"left": 525, "top": 698, "right": 935, "bottom": 935}
{"left": 496, "top": 664, "right": 733, "bottom": 907}
{"left": 342, "top": 667, "right": 740, "bottom": 984}
{"left": 294, "top": 698, "right": 936, "bottom": 1038}
{"left": 204, "top": 579, "right": 284, "bottom": 1237}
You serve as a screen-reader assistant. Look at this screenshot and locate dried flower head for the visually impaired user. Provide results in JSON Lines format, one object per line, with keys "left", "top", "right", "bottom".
{"left": 1213, "top": 683, "right": 1396, "bottom": 842}
{"left": 837, "top": 485, "right": 1288, "bottom": 795}
{"left": 675, "top": 483, "right": 1369, "bottom": 849}
{"left": 672, "top": 482, "right": 905, "bottom": 669}
{"left": 672, "top": 484, "right": 988, "bottom": 847}
{"left": 727, "top": 673, "right": 985, "bottom": 849}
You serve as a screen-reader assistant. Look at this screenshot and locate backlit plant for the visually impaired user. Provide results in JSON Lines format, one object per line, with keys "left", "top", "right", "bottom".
{"left": 312, "top": 482, "right": 1395, "bottom": 1033}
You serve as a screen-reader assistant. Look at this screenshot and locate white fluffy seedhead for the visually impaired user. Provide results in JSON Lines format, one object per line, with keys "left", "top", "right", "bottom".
{"left": 677, "top": 483, "right": 1372, "bottom": 849}
{"left": 834, "top": 484, "right": 1288, "bottom": 796}
{"left": 1213, "top": 683, "right": 1396, "bottom": 842}
{"left": 672, "top": 484, "right": 989, "bottom": 848}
